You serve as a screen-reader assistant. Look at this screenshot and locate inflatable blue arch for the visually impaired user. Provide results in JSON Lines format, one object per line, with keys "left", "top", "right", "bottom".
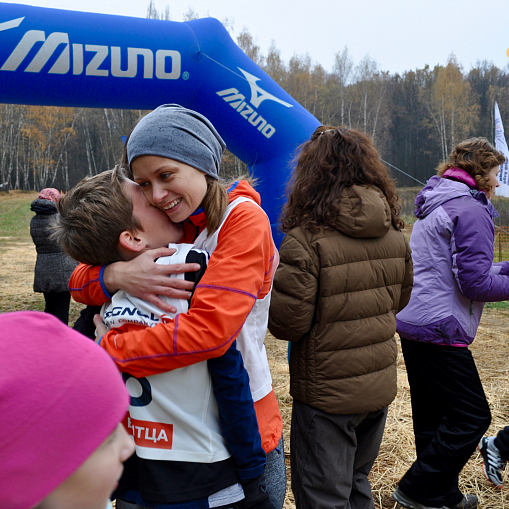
{"left": 0, "top": 3, "right": 320, "bottom": 243}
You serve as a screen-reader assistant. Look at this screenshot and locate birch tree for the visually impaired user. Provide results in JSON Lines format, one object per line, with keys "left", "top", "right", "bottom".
{"left": 237, "top": 28, "right": 264, "bottom": 66}
{"left": 264, "top": 41, "right": 286, "bottom": 88}
{"left": 331, "top": 46, "right": 353, "bottom": 125}
{"left": 423, "top": 55, "right": 478, "bottom": 160}
{"left": 147, "top": 0, "right": 170, "bottom": 20}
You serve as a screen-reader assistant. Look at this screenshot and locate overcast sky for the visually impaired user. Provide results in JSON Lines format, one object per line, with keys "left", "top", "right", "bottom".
{"left": 2, "top": 0, "right": 509, "bottom": 75}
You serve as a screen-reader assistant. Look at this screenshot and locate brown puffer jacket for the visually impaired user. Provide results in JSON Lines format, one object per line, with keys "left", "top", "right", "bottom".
{"left": 268, "top": 184, "right": 413, "bottom": 414}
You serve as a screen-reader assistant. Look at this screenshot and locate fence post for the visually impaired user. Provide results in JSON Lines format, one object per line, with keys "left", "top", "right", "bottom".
{"left": 499, "top": 230, "right": 502, "bottom": 263}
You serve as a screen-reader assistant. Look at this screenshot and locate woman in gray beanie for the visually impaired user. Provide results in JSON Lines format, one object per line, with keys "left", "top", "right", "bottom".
{"left": 68, "top": 105, "right": 286, "bottom": 509}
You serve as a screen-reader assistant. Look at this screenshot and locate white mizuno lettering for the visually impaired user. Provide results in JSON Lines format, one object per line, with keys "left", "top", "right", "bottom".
{"left": 1, "top": 30, "right": 45, "bottom": 71}
{"left": 72, "top": 43, "right": 83, "bottom": 75}
{"left": 25, "top": 32, "right": 69, "bottom": 74}
{"left": 216, "top": 87, "right": 277, "bottom": 139}
{"left": 155, "top": 50, "right": 180, "bottom": 79}
{"left": 0, "top": 17, "right": 25, "bottom": 32}
{"left": 216, "top": 70, "right": 293, "bottom": 139}
{"left": 1, "top": 27, "right": 181, "bottom": 80}
{"left": 111, "top": 47, "right": 153, "bottom": 78}
{"left": 85, "top": 45, "right": 108, "bottom": 76}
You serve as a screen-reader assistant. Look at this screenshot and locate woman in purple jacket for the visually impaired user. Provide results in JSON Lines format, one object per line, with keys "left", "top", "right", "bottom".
{"left": 393, "top": 138, "right": 507, "bottom": 509}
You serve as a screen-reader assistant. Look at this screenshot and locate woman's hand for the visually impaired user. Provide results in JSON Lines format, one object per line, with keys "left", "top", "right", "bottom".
{"left": 102, "top": 247, "right": 200, "bottom": 313}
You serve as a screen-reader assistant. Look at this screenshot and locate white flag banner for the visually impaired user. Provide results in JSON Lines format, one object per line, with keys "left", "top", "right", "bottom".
{"left": 495, "top": 102, "right": 509, "bottom": 197}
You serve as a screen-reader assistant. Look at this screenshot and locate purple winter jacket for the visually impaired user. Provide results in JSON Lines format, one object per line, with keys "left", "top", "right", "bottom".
{"left": 396, "top": 174, "right": 509, "bottom": 346}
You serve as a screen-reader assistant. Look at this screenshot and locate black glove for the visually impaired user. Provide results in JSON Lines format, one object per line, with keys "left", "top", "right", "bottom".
{"left": 240, "top": 471, "right": 275, "bottom": 509}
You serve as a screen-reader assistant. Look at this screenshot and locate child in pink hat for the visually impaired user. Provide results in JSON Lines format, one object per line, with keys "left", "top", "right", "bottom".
{"left": 0, "top": 311, "right": 134, "bottom": 509}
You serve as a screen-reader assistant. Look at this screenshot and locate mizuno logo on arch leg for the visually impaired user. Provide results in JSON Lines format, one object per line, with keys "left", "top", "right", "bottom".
{"left": 1, "top": 30, "right": 69, "bottom": 74}
{"left": 238, "top": 68, "right": 292, "bottom": 109}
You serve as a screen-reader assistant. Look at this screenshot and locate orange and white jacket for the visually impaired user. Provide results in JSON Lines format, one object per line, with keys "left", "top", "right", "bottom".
{"left": 69, "top": 181, "right": 282, "bottom": 453}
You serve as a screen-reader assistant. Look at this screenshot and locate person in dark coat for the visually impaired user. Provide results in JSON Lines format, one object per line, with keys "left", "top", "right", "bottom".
{"left": 30, "top": 188, "right": 78, "bottom": 324}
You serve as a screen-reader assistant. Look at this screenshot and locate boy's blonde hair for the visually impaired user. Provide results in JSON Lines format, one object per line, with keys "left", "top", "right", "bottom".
{"left": 53, "top": 167, "right": 142, "bottom": 266}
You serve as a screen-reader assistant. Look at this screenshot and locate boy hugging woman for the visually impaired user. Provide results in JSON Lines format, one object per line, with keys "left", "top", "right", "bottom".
{"left": 54, "top": 167, "right": 273, "bottom": 509}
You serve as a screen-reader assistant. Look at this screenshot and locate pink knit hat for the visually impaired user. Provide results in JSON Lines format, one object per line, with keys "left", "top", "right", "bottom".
{"left": 38, "top": 188, "right": 61, "bottom": 202}
{"left": 0, "top": 311, "right": 130, "bottom": 509}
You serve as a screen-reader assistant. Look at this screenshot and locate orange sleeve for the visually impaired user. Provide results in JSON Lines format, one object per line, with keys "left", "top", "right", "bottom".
{"left": 69, "top": 264, "right": 111, "bottom": 306}
{"left": 254, "top": 390, "right": 284, "bottom": 453}
{"left": 100, "top": 202, "right": 276, "bottom": 378}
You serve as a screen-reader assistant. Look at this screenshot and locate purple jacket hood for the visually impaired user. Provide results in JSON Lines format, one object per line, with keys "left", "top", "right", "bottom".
{"left": 414, "top": 175, "right": 498, "bottom": 221}
{"left": 397, "top": 175, "right": 509, "bottom": 346}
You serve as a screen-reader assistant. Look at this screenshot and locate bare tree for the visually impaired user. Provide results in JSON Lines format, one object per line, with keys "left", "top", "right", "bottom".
{"left": 332, "top": 46, "right": 353, "bottom": 125}
{"left": 146, "top": 1, "right": 170, "bottom": 20}
{"left": 423, "top": 55, "right": 478, "bottom": 160}
{"left": 183, "top": 7, "right": 199, "bottom": 21}
{"left": 146, "top": 0, "right": 157, "bottom": 19}
{"left": 355, "top": 55, "right": 378, "bottom": 132}
{"left": 264, "top": 41, "right": 286, "bottom": 87}
{"left": 221, "top": 16, "right": 234, "bottom": 35}
{"left": 237, "top": 28, "right": 264, "bottom": 66}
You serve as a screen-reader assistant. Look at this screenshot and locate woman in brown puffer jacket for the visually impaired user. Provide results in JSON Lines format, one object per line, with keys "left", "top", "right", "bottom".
{"left": 268, "top": 126, "right": 413, "bottom": 509}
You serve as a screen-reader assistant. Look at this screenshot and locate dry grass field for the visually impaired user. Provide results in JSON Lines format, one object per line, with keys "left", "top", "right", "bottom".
{"left": 2, "top": 191, "right": 509, "bottom": 508}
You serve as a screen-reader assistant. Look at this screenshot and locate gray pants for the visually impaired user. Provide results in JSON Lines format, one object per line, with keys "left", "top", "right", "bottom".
{"left": 290, "top": 400, "right": 388, "bottom": 509}
{"left": 266, "top": 435, "right": 287, "bottom": 509}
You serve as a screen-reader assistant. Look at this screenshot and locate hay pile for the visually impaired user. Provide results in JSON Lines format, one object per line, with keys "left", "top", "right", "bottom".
{"left": 265, "top": 309, "right": 509, "bottom": 509}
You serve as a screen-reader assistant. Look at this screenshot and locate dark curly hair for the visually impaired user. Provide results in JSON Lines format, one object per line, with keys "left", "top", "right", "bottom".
{"left": 437, "top": 137, "right": 505, "bottom": 194}
{"left": 280, "top": 125, "right": 404, "bottom": 233}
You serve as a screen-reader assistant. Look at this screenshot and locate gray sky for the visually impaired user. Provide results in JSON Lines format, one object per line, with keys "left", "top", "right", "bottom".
{"left": 2, "top": 0, "right": 509, "bottom": 75}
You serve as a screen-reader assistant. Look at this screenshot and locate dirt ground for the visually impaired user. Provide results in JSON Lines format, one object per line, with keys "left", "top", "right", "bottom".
{"left": 2, "top": 239, "right": 509, "bottom": 508}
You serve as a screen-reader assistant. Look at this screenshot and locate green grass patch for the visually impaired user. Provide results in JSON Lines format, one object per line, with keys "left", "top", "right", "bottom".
{"left": 485, "top": 301, "right": 509, "bottom": 310}
{"left": 0, "top": 191, "right": 38, "bottom": 245}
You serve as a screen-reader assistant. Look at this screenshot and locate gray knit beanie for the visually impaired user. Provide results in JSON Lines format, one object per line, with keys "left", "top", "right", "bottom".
{"left": 127, "top": 104, "right": 226, "bottom": 180}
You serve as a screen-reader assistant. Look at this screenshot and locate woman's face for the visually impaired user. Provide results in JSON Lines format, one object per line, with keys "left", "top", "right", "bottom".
{"left": 132, "top": 155, "right": 208, "bottom": 223}
{"left": 37, "top": 423, "right": 134, "bottom": 509}
{"left": 486, "top": 165, "right": 500, "bottom": 199}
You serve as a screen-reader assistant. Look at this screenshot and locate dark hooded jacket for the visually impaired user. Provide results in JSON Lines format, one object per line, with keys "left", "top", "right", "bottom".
{"left": 268, "top": 184, "right": 413, "bottom": 414}
{"left": 30, "top": 198, "right": 78, "bottom": 293}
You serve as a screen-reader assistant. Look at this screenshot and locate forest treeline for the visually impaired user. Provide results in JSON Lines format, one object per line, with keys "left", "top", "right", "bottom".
{"left": 1, "top": 5, "right": 509, "bottom": 191}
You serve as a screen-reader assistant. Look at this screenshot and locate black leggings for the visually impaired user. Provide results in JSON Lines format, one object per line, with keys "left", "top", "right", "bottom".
{"left": 43, "top": 292, "right": 71, "bottom": 325}
{"left": 494, "top": 427, "right": 509, "bottom": 460}
{"left": 399, "top": 338, "right": 491, "bottom": 507}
